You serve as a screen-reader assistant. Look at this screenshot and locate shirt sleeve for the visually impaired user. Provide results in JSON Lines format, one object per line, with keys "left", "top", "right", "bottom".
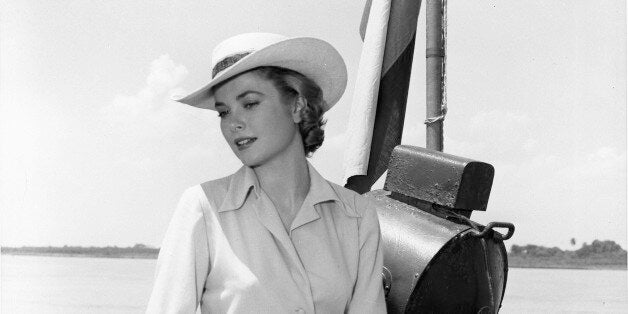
{"left": 348, "top": 197, "right": 387, "bottom": 314}
{"left": 146, "top": 186, "right": 210, "bottom": 314}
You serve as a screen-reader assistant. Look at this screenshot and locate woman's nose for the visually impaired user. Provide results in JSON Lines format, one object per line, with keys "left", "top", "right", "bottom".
{"left": 229, "top": 116, "right": 245, "bottom": 132}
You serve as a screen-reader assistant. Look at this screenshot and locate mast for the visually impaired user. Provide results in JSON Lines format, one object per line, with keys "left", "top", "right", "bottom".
{"left": 425, "top": 0, "right": 446, "bottom": 151}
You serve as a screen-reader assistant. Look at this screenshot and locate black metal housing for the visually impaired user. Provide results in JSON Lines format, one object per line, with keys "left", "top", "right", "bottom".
{"left": 364, "top": 145, "right": 511, "bottom": 313}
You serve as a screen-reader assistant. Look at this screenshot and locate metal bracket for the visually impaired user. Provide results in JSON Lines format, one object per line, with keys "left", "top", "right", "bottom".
{"left": 471, "top": 222, "right": 515, "bottom": 241}
{"left": 443, "top": 210, "right": 515, "bottom": 241}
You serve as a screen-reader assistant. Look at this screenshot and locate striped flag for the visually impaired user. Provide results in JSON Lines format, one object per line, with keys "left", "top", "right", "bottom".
{"left": 343, "top": 0, "right": 422, "bottom": 193}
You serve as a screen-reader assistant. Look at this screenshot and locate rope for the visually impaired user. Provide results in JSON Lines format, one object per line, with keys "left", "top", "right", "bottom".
{"left": 424, "top": 109, "right": 447, "bottom": 124}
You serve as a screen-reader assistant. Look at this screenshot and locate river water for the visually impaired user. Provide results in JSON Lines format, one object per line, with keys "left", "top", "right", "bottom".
{"left": 1, "top": 255, "right": 626, "bottom": 313}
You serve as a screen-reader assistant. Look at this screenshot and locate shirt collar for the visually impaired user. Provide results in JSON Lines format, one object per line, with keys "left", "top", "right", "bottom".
{"left": 304, "top": 163, "right": 360, "bottom": 218}
{"left": 218, "top": 162, "right": 347, "bottom": 215}
{"left": 218, "top": 165, "right": 261, "bottom": 212}
{"left": 303, "top": 162, "right": 340, "bottom": 207}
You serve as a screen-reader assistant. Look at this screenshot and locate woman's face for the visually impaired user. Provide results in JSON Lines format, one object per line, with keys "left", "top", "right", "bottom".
{"left": 214, "top": 71, "right": 302, "bottom": 168}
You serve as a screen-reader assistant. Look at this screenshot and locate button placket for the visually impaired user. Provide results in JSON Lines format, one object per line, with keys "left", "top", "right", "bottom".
{"left": 255, "top": 192, "right": 315, "bottom": 312}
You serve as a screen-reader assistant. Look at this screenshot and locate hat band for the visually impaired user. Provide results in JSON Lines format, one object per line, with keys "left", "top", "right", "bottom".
{"left": 212, "top": 52, "right": 252, "bottom": 78}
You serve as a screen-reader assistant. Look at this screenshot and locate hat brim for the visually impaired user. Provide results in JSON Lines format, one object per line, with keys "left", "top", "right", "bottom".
{"left": 173, "top": 37, "right": 347, "bottom": 112}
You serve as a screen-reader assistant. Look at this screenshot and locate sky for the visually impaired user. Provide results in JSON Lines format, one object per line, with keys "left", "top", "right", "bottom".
{"left": 1, "top": 0, "right": 625, "bottom": 250}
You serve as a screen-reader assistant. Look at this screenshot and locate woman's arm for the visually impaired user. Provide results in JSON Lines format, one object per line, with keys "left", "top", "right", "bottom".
{"left": 146, "top": 187, "right": 210, "bottom": 313}
{"left": 348, "top": 197, "right": 387, "bottom": 314}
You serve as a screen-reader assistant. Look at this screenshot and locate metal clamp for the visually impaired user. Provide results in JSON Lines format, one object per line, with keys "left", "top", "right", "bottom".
{"left": 442, "top": 209, "right": 515, "bottom": 241}
{"left": 471, "top": 222, "right": 515, "bottom": 241}
{"left": 381, "top": 266, "right": 392, "bottom": 297}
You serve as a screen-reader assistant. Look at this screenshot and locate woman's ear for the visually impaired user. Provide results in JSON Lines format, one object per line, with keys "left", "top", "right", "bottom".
{"left": 292, "top": 96, "right": 306, "bottom": 123}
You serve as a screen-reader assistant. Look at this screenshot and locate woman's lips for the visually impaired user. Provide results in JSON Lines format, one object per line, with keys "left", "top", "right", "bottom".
{"left": 234, "top": 137, "right": 257, "bottom": 150}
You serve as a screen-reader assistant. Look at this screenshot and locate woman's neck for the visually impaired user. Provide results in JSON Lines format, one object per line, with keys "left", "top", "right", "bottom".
{"left": 254, "top": 154, "right": 310, "bottom": 204}
{"left": 253, "top": 143, "right": 310, "bottom": 229}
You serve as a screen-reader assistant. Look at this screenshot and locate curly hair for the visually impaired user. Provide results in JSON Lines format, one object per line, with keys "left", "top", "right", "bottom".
{"left": 251, "top": 66, "right": 327, "bottom": 156}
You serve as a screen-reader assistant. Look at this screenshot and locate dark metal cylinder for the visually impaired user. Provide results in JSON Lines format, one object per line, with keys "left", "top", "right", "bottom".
{"left": 365, "top": 190, "right": 509, "bottom": 313}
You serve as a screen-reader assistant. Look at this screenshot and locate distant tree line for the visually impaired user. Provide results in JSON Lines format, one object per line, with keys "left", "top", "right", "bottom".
{"left": 510, "top": 240, "right": 626, "bottom": 258}
{"left": 1, "top": 243, "right": 159, "bottom": 259}
{"left": 509, "top": 240, "right": 627, "bottom": 268}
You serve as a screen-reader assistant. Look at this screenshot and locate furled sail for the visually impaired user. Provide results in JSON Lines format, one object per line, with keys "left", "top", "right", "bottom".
{"left": 343, "top": 0, "right": 422, "bottom": 193}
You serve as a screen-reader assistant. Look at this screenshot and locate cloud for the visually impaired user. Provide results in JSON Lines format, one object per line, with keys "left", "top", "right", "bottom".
{"left": 102, "top": 54, "right": 188, "bottom": 125}
{"left": 96, "top": 54, "right": 230, "bottom": 179}
{"left": 145, "top": 55, "right": 189, "bottom": 97}
{"left": 568, "top": 146, "right": 626, "bottom": 178}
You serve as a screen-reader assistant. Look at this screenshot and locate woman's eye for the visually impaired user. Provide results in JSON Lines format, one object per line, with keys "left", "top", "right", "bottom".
{"left": 244, "top": 102, "right": 259, "bottom": 109}
{"left": 217, "top": 110, "right": 229, "bottom": 118}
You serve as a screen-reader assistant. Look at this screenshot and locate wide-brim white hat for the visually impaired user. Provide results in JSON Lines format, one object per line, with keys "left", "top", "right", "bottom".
{"left": 174, "top": 33, "right": 348, "bottom": 112}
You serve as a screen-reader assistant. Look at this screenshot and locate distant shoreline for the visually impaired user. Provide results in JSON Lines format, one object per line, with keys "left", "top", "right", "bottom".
{"left": 1, "top": 245, "right": 159, "bottom": 260}
{"left": 2, "top": 251, "right": 158, "bottom": 259}
{"left": 3, "top": 252, "right": 626, "bottom": 270}
{"left": 2, "top": 245, "right": 626, "bottom": 270}
{"left": 507, "top": 263, "right": 627, "bottom": 271}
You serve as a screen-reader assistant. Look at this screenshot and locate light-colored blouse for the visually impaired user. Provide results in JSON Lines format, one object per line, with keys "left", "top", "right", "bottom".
{"left": 147, "top": 163, "right": 386, "bottom": 313}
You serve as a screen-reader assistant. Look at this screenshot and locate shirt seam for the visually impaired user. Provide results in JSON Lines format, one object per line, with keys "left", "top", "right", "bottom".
{"left": 194, "top": 185, "right": 213, "bottom": 274}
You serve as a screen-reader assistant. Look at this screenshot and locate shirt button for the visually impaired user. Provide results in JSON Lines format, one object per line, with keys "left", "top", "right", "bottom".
{"left": 294, "top": 308, "right": 306, "bottom": 314}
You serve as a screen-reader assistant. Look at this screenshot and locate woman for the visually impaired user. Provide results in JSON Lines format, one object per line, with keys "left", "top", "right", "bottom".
{"left": 147, "top": 33, "right": 386, "bottom": 314}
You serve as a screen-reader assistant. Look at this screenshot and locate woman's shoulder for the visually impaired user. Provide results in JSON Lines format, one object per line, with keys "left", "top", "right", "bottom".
{"left": 168, "top": 171, "right": 243, "bottom": 230}
{"left": 176, "top": 174, "right": 231, "bottom": 202}
{"left": 198, "top": 173, "right": 234, "bottom": 196}
{"left": 326, "top": 181, "right": 379, "bottom": 219}
{"left": 196, "top": 167, "right": 258, "bottom": 213}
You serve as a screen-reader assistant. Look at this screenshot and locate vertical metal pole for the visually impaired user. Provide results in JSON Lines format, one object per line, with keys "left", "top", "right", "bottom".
{"left": 426, "top": 0, "right": 445, "bottom": 151}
